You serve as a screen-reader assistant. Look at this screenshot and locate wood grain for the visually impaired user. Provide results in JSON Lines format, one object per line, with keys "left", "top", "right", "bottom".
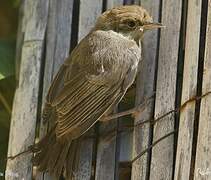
{"left": 95, "top": 121, "right": 117, "bottom": 180}
{"left": 149, "top": 0, "right": 182, "bottom": 179}
{"left": 194, "top": 3, "right": 211, "bottom": 180}
{"left": 106, "top": 0, "right": 124, "bottom": 9}
{"left": 5, "top": 1, "right": 49, "bottom": 179}
{"left": 131, "top": 0, "right": 160, "bottom": 179}
{"left": 78, "top": 0, "right": 103, "bottom": 41}
{"left": 174, "top": 0, "right": 202, "bottom": 179}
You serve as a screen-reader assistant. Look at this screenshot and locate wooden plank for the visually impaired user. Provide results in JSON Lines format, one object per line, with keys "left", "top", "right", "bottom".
{"left": 119, "top": 116, "right": 133, "bottom": 162}
{"left": 95, "top": 121, "right": 117, "bottom": 180}
{"left": 194, "top": 3, "right": 211, "bottom": 180}
{"left": 124, "top": 0, "right": 133, "bottom": 5}
{"left": 174, "top": 1, "right": 202, "bottom": 179}
{"left": 131, "top": 0, "right": 160, "bottom": 179}
{"left": 72, "top": 1, "right": 103, "bottom": 179}
{"left": 106, "top": 0, "right": 124, "bottom": 9}
{"left": 78, "top": 0, "right": 103, "bottom": 41}
{"left": 36, "top": 0, "right": 74, "bottom": 179}
{"left": 51, "top": 0, "right": 74, "bottom": 75}
{"left": 133, "top": 0, "right": 141, "bottom": 5}
{"left": 5, "top": 1, "right": 49, "bottom": 179}
{"left": 118, "top": 88, "right": 136, "bottom": 163}
{"left": 149, "top": 0, "right": 182, "bottom": 180}
{"left": 71, "top": 138, "right": 93, "bottom": 179}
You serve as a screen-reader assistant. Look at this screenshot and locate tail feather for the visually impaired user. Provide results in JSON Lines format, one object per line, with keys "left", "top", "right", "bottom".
{"left": 65, "top": 140, "right": 80, "bottom": 179}
{"left": 54, "top": 140, "right": 72, "bottom": 177}
{"left": 32, "top": 127, "right": 72, "bottom": 179}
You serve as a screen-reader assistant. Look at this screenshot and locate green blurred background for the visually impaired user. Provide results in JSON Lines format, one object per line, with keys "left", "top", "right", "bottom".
{"left": 0, "top": 0, "right": 19, "bottom": 176}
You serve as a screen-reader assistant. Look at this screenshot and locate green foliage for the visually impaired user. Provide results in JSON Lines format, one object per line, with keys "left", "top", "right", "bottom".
{"left": 0, "top": 113, "right": 9, "bottom": 175}
{"left": 8, "top": 0, "right": 20, "bottom": 8}
{"left": 0, "top": 39, "right": 15, "bottom": 80}
{"left": 0, "top": 0, "right": 18, "bottom": 174}
{"left": 0, "top": 58, "right": 16, "bottom": 177}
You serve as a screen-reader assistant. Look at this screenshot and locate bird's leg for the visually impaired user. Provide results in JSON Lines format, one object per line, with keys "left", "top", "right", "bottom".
{"left": 100, "top": 94, "right": 155, "bottom": 122}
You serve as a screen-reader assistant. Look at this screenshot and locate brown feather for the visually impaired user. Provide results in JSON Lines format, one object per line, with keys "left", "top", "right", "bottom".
{"left": 56, "top": 82, "right": 122, "bottom": 139}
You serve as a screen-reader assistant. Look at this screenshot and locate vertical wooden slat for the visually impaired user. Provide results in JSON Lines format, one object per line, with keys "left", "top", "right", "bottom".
{"left": 133, "top": 0, "right": 140, "bottom": 5}
{"left": 118, "top": 116, "right": 133, "bottom": 163}
{"left": 131, "top": 0, "right": 160, "bottom": 179}
{"left": 124, "top": 0, "right": 133, "bottom": 5}
{"left": 149, "top": 0, "right": 182, "bottom": 180}
{"left": 95, "top": 123, "right": 117, "bottom": 180}
{"left": 194, "top": 3, "right": 211, "bottom": 180}
{"left": 78, "top": 0, "right": 103, "bottom": 41}
{"left": 174, "top": 1, "right": 202, "bottom": 179}
{"left": 73, "top": 1, "right": 103, "bottom": 179}
{"left": 5, "top": 0, "right": 49, "bottom": 179}
{"left": 106, "top": 0, "right": 124, "bottom": 9}
{"left": 36, "top": 0, "right": 73, "bottom": 179}
{"left": 95, "top": 1, "right": 123, "bottom": 180}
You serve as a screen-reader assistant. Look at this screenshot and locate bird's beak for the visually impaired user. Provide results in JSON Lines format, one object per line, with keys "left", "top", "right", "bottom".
{"left": 143, "top": 22, "right": 165, "bottom": 30}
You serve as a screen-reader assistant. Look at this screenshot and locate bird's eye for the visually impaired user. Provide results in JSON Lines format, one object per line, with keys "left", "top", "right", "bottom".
{"left": 127, "top": 20, "right": 136, "bottom": 28}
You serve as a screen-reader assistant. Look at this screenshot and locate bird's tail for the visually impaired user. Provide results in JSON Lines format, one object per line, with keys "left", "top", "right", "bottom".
{"left": 32, "top": 127, "right": 78, "bottom": 179}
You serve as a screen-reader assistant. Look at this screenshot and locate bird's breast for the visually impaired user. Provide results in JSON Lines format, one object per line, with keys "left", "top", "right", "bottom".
{"left": 90, "top": 30, "right": 141, "bottom": 68}
{"left": 82, "top": 30, "right": 141, "bottom": 85}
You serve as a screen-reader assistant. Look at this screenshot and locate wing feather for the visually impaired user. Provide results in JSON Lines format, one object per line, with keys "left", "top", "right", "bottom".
{"left": 57, "top": 86, "right": 104, "bottom": 129}
{"left": 56, "top": 81, "right": 123, "bottom": 139}
{"left": 56, "top": 82, "right": 99, "bottom": 114}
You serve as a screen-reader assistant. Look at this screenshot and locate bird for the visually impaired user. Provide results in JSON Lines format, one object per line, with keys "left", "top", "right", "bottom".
{"left": 32, "top": 5, "right": 164, "bottom": 179}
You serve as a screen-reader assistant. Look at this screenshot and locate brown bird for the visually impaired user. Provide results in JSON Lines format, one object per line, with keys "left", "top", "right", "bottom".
{"left": 32, "top": 5, "right": 164, "bottom": 179}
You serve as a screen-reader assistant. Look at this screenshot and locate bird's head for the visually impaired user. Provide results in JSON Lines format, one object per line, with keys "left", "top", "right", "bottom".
{"left": 94, "top": 5, "right": 164, "bottom": 44}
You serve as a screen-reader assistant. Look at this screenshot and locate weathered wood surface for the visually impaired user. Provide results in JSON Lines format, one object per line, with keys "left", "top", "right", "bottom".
{"left": 174, "top": 1, "right": 202, "bottom": 179}
{"left": 36, "top": 0, "right": 74, "bottom": 179}
{"left": 119, "top": 116, "right": 133, "bottom": 162}
{"left": 5, "top": 0, "right": 49, "bottom": 179}
{"left": 95, "top": 122, "right": 117, "bottom": 180}
{"left": 73, "top": 1, "right": 103, "bottom": 179}
{"left": 69, "top": 138, "right": 92, "bottom": 180}
{"left": 149, "top": 0, "right": 182, "bottom": 180}
{"left": 194, "top": 3, "right": 211, "bottom": 180}
{"left": 131, "top": 0, "right": 160, "bottom": 179}
{"left": 78, "top": 0, "right": 103, "bottom": 41}
{"left": 106, "top": 0, "right": 124, "bottom": 9}
{"left": 133, "top": 0, "right": 141, "bottom": 5}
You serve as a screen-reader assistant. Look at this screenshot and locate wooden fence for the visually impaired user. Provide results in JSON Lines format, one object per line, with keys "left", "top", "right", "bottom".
{"left": 5, "top": 0, "right": 211, "bottom": 179}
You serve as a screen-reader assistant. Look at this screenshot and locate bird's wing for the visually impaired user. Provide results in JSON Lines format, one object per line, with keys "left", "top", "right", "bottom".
{"left": 43, "top": 31, "right": 140, "bottom": 140}
{"left": 54, "top": 74, "right": 124, "bottom": 139}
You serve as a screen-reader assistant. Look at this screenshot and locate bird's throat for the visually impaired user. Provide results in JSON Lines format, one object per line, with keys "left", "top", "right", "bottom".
{"left": 116, "top": 31, "right": 142, "bottom": 46}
